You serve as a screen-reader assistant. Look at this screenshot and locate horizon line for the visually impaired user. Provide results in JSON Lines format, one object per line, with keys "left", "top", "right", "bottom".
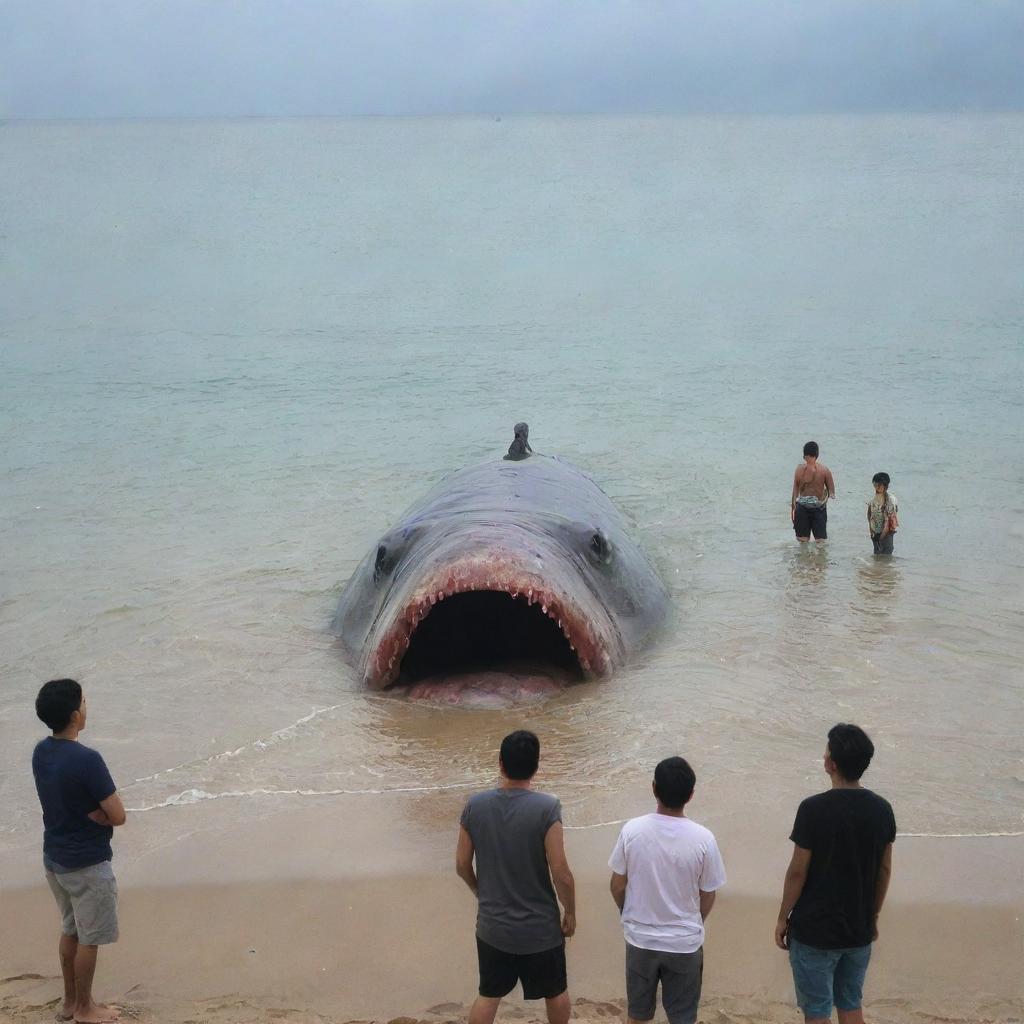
{"left": 4, "top": 106, "right": 1024, "bottom": 125}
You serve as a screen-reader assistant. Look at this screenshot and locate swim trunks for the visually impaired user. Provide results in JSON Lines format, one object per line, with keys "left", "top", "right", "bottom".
{"left": 794, "top": 498, "right": 827, "bottom": 540}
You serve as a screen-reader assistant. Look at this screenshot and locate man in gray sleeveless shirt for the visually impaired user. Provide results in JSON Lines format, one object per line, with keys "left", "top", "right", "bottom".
{"left": 457, "top": 730, "right": 576, "bottom": 1024}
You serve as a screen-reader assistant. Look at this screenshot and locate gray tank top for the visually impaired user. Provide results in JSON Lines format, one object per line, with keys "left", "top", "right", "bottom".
{"left": 460, "top": 788, "right": 563, "bottom": 954}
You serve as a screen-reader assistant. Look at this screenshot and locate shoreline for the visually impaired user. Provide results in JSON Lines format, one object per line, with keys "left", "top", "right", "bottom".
{"left": 2, "top": 832, "right": 1021, "bottom": 1024}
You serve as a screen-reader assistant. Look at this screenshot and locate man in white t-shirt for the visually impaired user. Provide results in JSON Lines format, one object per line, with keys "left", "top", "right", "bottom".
{"left": 608, "top": 757, "right": 727, "bottom": 1024}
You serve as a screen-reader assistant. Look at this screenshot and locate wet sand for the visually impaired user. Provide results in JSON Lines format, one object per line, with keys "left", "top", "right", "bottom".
{"left": 2, "top": 825, "right": 1021, "bottom": 1024}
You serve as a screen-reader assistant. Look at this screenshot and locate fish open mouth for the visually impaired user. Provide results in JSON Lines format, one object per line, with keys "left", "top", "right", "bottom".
{"left": 364, "top": 561, "right": 613, "bottom": 693}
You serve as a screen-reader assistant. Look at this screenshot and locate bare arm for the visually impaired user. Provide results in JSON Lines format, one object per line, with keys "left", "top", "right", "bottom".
{"left": 873, "top": 843, "right": 893, "bottom": 938}
{"left": 87, "top": 791, "right": 126, "bottom": 827}
{"left": 455, "top": 825, "right": 478, "bottom": 896}
{"left": 699, "top": 889, "right": 716, "bottom": 921}
{"left": 610, "top": 871, "right": 627, "bottom": 912}
{"left": 545, "top": 821, "right": 576, "bottom": 936}
{"left": 775, "top": 845, "right": 812, "bottom": 949}
{"left": 791, "top": 467, "right": 801, "bottom": 519}
{"left": 825, "top": 467, "right": 836, "bottom": 500}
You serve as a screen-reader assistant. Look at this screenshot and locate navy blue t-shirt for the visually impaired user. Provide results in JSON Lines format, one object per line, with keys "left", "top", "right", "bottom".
{"left": 32, "top": 737, "right": 117, "bottom": 870}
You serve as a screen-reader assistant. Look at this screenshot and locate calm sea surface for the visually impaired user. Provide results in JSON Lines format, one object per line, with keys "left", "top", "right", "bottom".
{"left": 2, "top": 116, "right": 1022, "bottom": 882}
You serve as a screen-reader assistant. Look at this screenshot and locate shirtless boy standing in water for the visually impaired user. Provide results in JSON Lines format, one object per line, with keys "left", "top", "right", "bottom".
{"left": 791, "top": 442, "right": 836, "bottom": 542}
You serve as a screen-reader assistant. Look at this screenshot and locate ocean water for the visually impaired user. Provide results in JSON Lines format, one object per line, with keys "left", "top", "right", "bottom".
{"left": 1, "top": 115, "right": 1022, "bottom": 882}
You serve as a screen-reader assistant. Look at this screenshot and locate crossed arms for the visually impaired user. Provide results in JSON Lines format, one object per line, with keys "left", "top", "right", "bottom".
{"left": 86, "top": 791, "right": 127, "bottom": 827}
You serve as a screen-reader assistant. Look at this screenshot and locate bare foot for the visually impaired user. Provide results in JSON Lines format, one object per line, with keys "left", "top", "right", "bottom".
{"left": 74, "top": 1003, "right": 120, "bottom": 1023}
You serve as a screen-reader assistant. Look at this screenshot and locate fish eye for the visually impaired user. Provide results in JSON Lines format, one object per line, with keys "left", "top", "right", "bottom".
{"left": 589, "top": 530, "right": 612, "bottom": 564}
{"left": 372, "top": 524, "right": 423, "bottom": 583}
{"left": 373, "top": 544, "right": 392, "bottom": 582}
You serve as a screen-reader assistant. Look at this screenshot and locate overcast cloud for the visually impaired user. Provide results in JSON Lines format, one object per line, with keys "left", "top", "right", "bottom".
{"left": 2, "top": 0, "right": 1022, "bottom": 119}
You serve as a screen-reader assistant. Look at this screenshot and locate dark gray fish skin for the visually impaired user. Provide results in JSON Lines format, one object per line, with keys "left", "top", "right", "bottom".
{"left": 333, "top": 454, "right": 668, "bottom": 690}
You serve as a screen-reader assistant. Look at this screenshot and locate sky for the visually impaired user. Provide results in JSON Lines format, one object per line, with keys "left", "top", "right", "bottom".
{"left": 2, "top": 0, "right": 1023, "bottom": 119}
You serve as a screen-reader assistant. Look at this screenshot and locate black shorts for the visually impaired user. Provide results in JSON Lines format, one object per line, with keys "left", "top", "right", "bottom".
{"left": 794, "top": 503, "right": 827, "bottom": 539}
{"left": 476, "top": 937, "right": 567, "bottom": 1000}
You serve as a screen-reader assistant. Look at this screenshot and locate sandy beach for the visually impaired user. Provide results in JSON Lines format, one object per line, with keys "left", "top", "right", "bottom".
{"left": 3, "top": 112, "right": 1023, "bottom": 1024}
{"left": 2, "top": 811, "right": 1021, "bottom": 1024}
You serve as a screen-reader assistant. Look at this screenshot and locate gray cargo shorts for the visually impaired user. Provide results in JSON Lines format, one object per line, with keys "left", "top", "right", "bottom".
{"left": 45, "top": 860, "right": 119, "bottom": 945}
{"left": 625, "top": 941, "right": 703, "bottom": 1024}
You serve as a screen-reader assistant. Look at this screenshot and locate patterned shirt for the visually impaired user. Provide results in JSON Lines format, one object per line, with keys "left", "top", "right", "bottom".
{"left": 867, "top": 493, "right": 898, "bottom": 535}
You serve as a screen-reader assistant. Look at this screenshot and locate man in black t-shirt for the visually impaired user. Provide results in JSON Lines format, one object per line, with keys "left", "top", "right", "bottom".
{"left": 33, "top": 679, "right": 127, "bottom": 1024}
{"left": 774, "top": 724, "right": 895, "bottom": 1024}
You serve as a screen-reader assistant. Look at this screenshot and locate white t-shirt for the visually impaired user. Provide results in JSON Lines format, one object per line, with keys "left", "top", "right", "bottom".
{"left": 608, "top": 813, "right": 727, "bottom": 954}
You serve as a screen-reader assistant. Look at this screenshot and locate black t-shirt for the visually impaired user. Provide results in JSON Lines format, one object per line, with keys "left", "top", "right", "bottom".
{"left": 788, "top": 787, "right": 896, "bottom": 949}
{"left": 32, "top": 737, "right": 117, "bottom": 870}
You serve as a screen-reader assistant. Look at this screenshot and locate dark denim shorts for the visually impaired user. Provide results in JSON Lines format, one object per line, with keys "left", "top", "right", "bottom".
{"left": 789, "top": 937, "right": 871, "bottom": 1018}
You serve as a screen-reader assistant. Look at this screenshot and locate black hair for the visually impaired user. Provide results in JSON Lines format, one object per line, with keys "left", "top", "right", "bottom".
{"left": 803, "top": 441, "right": 819, "bottom": 458}
{"left": 499, "top": 730, "right": 540, "bottom": 780}
{"left": 653, "top": 756, "right": 696, "bottom": 809}
{"left": 36, "top": 678, "right": 83, "bottom": 732}
{"left": 827, "top": 723, "right": 875, "bottom": 781}
{"left": 871, "top": 472, "right": 890, "bottom": 489}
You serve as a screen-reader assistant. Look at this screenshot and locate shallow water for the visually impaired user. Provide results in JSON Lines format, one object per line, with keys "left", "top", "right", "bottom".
{"left": 1, "top": 115, "right": 1022, "bottom": 880}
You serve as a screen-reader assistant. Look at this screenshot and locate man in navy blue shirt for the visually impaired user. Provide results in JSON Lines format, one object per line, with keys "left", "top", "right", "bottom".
{"left": 33, "top": 679, "right": 126, "bottom": 1024}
